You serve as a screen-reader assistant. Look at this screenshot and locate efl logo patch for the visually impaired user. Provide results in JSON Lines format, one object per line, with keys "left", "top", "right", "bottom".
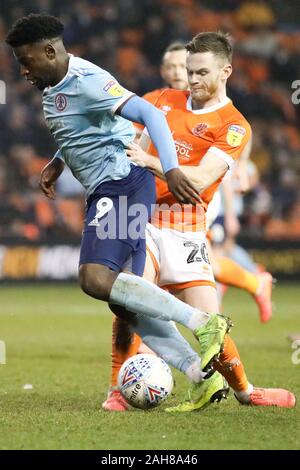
{"left": 55, "top": 93, "right": 67, "bottom": 112}
{"left": 191, "top": 123, "right": 208, "bottom": 137}
{"left": 103, "top": 80, "right": 126, "bottom": 97}
{"left": 226, "top": 125, "right": 246, "bottom": 147}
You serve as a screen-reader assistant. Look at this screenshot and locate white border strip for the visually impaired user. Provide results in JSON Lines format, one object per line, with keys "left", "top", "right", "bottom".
{"left": 209, "top": 146, "right": 235, "bottom": 169}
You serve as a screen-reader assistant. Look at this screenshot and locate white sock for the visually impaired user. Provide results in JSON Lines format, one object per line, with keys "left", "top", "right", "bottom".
{"left": 234, "top": 383, "right": 254, "bottom": 404}
{"left": 187, "top": 310, "right": 210, "bottom": 330}
{"left": 131, "top": 315, "right": 201, "bottom": 374}
{"left": 185, "top": 357, "right": 206, "bottom": 383}
{"left": 109, "top": 272, "right": 209, "bottom": 331}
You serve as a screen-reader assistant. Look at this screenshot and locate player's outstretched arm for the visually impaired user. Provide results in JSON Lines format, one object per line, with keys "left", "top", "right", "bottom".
{"left": 175, "top": 151, "right": 229, "bottom": 194}
{"left": 127, "top": 142, "right": 228, "bottom": 196}
{"left": 39, "top": 155, "right": 65, "bottom": 200}
{"left": 119, "top": 96, "right": 200, "bottom": 204}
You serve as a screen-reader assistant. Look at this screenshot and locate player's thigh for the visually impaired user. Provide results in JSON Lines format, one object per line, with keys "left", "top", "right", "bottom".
{"left": 145, "top": 223, "right": 160, "bottom": 284}
{"left": 206, "top": 237, "right": 221, "bottom": 277}
{"left": 143, "top": 250, "right": 158, "bottom": 284}
{"left": 175, "top": 285, "right": 219, "bottom": 314}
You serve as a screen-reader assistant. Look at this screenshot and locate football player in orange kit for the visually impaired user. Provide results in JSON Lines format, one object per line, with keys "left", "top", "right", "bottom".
{"left": 103, "top": 33, "right": 295, "bottom": 412}
{"left": 139, "top": 42, "right": 273, "bottom": 322}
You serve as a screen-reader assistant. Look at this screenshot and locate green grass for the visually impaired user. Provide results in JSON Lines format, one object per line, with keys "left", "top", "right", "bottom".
{"left": 0, "top": 283, "right": 299, "bottom": 450}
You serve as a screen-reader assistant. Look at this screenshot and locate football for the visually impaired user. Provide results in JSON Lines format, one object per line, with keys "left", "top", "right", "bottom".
{"left": 118, "top": 354, "right": 174, "bottom": 409}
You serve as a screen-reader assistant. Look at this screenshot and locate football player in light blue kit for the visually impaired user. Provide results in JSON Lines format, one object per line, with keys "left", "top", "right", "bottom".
{"left": 6, "top": 14, "right": 231, "bottom": 407}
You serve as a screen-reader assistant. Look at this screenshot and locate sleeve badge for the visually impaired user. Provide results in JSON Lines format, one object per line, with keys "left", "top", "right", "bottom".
{"left": 103, "top": 80, "right": 126, "bottom": 97}
{"left": 226, "top": 125, "right": 246, "bottom": 147}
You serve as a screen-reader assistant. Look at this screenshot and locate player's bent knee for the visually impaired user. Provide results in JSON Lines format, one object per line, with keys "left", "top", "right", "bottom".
{"left": 78, "top": 264, "right": 114, "bottom": 301}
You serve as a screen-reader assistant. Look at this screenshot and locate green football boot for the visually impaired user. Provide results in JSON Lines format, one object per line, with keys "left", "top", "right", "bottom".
{"left": 194, "top": 314, "right": 233, "bottom": 375}
{"left": 165, "top": 371, "right": 229, "bottom": 413}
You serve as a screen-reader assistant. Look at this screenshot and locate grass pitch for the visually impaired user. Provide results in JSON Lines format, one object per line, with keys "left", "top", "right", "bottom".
{"left": 0, "top": 282, "right": 299, "bottom": 450}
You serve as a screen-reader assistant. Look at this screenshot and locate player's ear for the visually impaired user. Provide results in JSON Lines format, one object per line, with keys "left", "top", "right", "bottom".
{"left": 221, "top": 64, "right": 232, "bottom": 81}
{"left": 45, "top": 43, "right": 56, "bottom": 60}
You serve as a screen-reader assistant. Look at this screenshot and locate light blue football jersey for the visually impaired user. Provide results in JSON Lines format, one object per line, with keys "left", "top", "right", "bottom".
{"left": 42, "top": 55, "right": 135, "bottom": 197}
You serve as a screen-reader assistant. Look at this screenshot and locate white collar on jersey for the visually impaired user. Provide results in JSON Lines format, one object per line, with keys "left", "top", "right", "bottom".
{"left": 186, "top": 95, "right": 231, "bottom": 114}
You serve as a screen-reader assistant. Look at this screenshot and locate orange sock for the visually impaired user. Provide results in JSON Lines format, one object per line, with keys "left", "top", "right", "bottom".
{"left": 110, "top": 315, "right": 142, "bottom": 387}
{"left": 216, "top": 257, "right": 259, "bottom": 295}
{"left": 214, "top": 335, "right": 249, "bottom": 393}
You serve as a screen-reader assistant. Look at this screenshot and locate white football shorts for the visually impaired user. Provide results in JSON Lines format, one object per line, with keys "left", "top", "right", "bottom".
{"left": 146, "top": 223, "right": 215, "bottom": 291}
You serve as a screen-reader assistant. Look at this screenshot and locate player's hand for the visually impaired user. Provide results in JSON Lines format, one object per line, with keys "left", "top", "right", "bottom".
{"left": 39, "top": 159, "right": 64, "bottom": 200}
{"left": 234, "top": 162, "right": 250, "bottom": 193}
{"left": 39, "top": 168, "right": 56, "bottom": 199}
{"left": 165, "top": 168, "right": 202, "bottom": 205}
{"left": 126, "top": 142, "right": 150, "bottom": 167}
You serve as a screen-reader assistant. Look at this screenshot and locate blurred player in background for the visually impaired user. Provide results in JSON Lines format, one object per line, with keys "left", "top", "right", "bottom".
{"left": 207, "top": 146, "right": 273, "bottom": 320}
{"left": 103, "top": 33, "right": 294, "bottom": 412}
{"left": 212, "top": 156, "right": 261, "bottom": 274}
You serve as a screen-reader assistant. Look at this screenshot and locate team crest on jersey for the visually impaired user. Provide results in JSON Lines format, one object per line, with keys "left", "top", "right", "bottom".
{"left": 191, "top": 123, "right": 208, "bottom": 137}
{"left": 160, "top": 105, "right": 171, "bottom": 115}
{"left": 55, "top": 93, "right": 67, "bottom": 112}
{"left": 103, "top": 80, "right": 126, "bottom": 97}
{"left": 226, "top": 125, "right": 246, "bottom": 147}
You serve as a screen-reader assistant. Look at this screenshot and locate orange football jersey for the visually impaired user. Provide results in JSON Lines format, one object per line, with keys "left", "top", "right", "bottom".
{"left": 144, "top": 88, "right": 252, "bottom": 231}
